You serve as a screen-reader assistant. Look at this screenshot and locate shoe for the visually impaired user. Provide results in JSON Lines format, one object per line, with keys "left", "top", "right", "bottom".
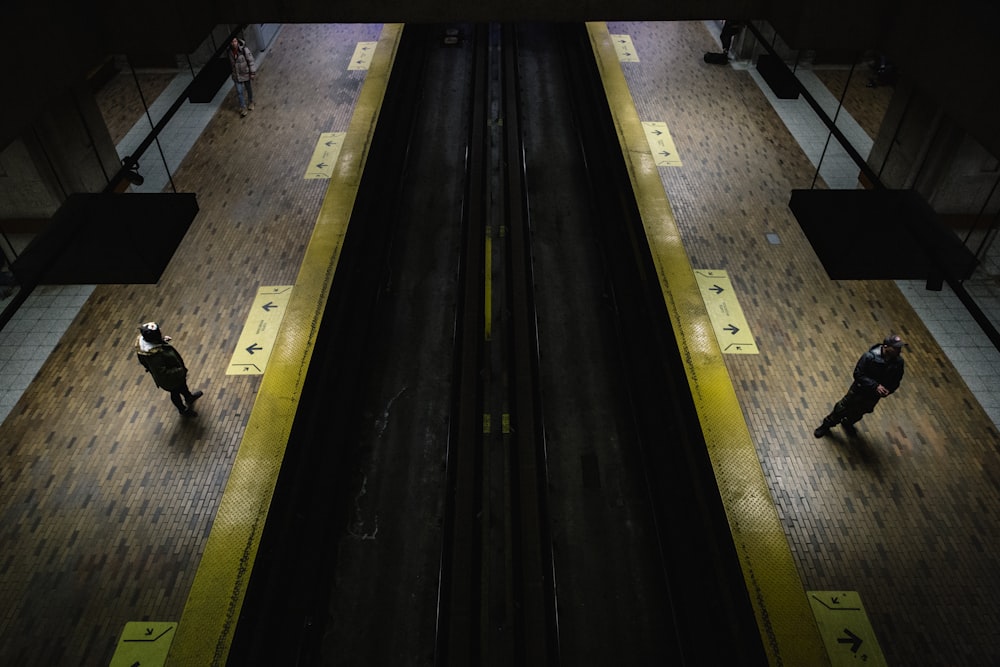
{"left": 813, "top": 426, "right": 830, "bottom": 438}
{"left": 248, "top": 102, "right": 255, "bottom": 111}
{"left": 240, "top": 107, "right": 248, "bottom": 117}
{"left": 180, "top": 408, "right": 197, "bottom": 417}
{"left": 188, "top": 390, "right": 204, "bottom": 404}
{"left": 841, "top": 421, "right": 858, "bottom": 437}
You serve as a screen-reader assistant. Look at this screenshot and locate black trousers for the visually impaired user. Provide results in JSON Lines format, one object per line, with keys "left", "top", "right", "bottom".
{"left": 720, "top": 22, "right": 741, "bottom": 52}
{"left": 168, "top": 385, "right": 198, "bottom": 412}
{"left": 821, "top": 386, "right": 880, "bottom": 427}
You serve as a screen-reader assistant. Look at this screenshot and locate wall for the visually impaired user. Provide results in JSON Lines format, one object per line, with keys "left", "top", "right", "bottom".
{"left": 0, "top": 81, "right": 119, "bottom": 238}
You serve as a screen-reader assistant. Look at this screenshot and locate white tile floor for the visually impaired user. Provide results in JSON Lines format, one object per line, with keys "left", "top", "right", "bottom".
{"left": 0, "top": 284, "right": 95, "bottom": 413}
{"left": 1, "top": 26, "right": 997, "bottom": 429}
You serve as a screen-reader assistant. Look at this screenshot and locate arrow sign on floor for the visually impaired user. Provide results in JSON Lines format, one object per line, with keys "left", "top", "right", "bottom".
{"left": 304, "top": 132, "right": 346, "bottom": 179}
{"left": 348, "top": 41, "right": 378, "bottom": 70}
{"left": 609, "top": 34, "right": 640, "bottom": 62}
{"left": 641, "top": 121, "right": 682, "bottom": 166}
{"left": 808, "top": 591, "right": 887, "bottom": 666}
{"left": 109, "top": 621, "right": 176, "bottom": 666}
{"left": 228, "top": 286, "right": 293, "bottom": 375}
{"left": 837, "top": 628, "right": 862, "bottom": 653}
{"left": 693, "top": 269, "right": 758, "bottom": 354}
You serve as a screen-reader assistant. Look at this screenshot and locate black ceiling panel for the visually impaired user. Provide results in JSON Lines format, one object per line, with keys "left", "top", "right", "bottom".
{"left": 11, "top": 193, "right": 198, "bottom": 285}
{"left": 789, "top": 188, "right": 977, "bottom": 281}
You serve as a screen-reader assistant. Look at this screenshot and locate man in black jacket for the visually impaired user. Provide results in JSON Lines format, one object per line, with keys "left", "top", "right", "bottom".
{"left": 135, "top": 322, "right": 204, "bottom": 417}
{"left": 814, "top": 334, "right": 907, "bottom": 438}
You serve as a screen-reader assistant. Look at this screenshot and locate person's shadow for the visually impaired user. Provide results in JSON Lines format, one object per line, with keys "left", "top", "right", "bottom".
{"left": 828, "top": 430, "right": 884, "bottom": 475}
{"left": 168, "top": 411, "right": 208, "bottom": 456}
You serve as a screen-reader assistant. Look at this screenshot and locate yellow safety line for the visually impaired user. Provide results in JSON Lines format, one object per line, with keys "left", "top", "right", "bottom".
{"left": 485, "top": 227, "right": 493, "bottom": 341}
{"left": 167, "top": 24, "right": 403, "bottom": 666}
{"left": 586, "top": 22, "right": 829, "bottom": 666}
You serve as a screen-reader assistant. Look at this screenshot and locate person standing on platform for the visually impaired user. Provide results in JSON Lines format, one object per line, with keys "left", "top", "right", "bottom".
{"left": 814, "top": 334, "right": 907, "bottom": 438}
{"left": 228, "top": 36, "right": 257, "bottom": 118}
{"left": 135, "top": 322, "right": 204, "bottom": 417}
{"left": 704, "top": 20, "right": 743, "bottom": 65}
{"left": 720, "top": 20, "right": 744, "bottom": 55}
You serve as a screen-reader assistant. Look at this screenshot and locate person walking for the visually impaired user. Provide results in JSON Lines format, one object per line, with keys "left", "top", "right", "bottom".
{"left": 814, "top": 334, "right": 907, "bottom": 438}
{"left": 135, "top": 322, "right": 204, "bottom": 417}
{"left": 228, "top": 37, "right": 257, "bottom": 118}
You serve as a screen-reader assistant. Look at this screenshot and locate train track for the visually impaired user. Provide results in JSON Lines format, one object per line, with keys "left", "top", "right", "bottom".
{"left": 228, "top": 23, "right": 766, "bottom": 667}
{"left": 437, "top": 22, "right": 557, "bottom": 666}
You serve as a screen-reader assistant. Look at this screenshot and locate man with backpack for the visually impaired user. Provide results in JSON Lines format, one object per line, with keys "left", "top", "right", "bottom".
{"left": 135, "top": 322, "right": 204, "bottom": 417}
{"left": 228, "top": 37, "right": 257, "bottom": 117}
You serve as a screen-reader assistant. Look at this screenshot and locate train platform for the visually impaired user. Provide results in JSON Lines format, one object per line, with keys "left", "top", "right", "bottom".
{"left": 0, "top": 21, "right": 998, "bottom": 666}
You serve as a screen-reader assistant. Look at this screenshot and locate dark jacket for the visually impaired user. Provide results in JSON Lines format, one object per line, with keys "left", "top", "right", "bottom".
{"left": 136, "top": 337, "right": 189, "bottom": 391}
{"left": 850, "top": 343, "right": 904, "bottom": 397}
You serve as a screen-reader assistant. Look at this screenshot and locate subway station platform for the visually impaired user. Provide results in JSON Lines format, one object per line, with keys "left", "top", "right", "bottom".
{"left": 1, "top": 22, "right": 999, "bottom": 666}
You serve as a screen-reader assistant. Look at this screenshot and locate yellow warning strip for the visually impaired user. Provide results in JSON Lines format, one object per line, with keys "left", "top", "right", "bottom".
{"left": 166, "top": 24, "right": 403, "bottom": 666}
{"left": 485, "top": 227, "right": 493, "bottom": 341}
{"left": 587, "top": 22, "right": 829, "bottom": 666}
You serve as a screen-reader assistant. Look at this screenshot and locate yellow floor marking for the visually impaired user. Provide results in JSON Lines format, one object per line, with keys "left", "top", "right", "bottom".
{"left": 588, "top": 22, "right": 828, "bottom": 666}
{"left": 167, "top": 24, "right": 404, "bottom": 666}
{"left": 642, "top": 121, "right": 682, "bottom": 167}
{"left": 693, "top": 269, "right": 759, "bottom": 354}
{"left": 109, "top": 622, "right": 176, "bottom": 667}
{"left": 304, "top": 131, "right": 346, "bottom": 179}
{"left": 609, "top": 34, "right": 640, "bottom": 62}
{"left": 485, "top": 228, "right": 493, "bottom": 341}
{"left": 808, "top": 591, "right": 887, "bottom": 666}
{"left": 227, "top": 286, "right": 293, "bottom": 375}
{"left": 348, "top": 41, "right": 379, "bottom": 70}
